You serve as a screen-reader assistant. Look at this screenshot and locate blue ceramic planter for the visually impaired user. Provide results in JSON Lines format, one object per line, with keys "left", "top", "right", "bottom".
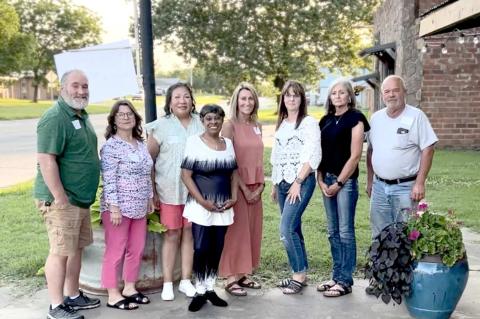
{"left": 405, "top": 257, "right": 469, "bottom": 319}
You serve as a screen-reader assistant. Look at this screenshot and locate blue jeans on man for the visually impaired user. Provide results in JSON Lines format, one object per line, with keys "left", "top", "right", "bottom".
{"left": 322, "top": 173, "right": 358, "bottom": 288}
{"left": 277, "top": 174, "right": 316, "bottom": 273}
{"left": 370, "top": 177, "right": 416, "bottom": 238}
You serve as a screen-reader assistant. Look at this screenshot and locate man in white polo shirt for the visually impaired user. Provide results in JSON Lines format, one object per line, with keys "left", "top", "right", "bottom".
{"left": 366, "top": 75, "right": 438, "bottom": 238}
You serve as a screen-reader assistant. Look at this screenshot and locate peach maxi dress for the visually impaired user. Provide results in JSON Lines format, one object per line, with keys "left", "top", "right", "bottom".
{"left": 219, "top": 121, "right": 264, "bottom": 277}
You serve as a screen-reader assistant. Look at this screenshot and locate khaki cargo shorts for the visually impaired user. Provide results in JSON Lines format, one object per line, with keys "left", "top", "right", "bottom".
{"left": 36, "top": 200, "right": 93, "bottom": 256}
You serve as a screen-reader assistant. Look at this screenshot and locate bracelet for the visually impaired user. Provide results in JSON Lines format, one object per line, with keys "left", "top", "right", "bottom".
{"left": 295, "top": 177, "right": 304, "bottom": 184}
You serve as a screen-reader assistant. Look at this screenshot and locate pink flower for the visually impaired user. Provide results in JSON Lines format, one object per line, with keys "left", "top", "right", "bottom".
{"left": 418, "top": 202, "right": 428, "bottom": 211}
{"left": 409, "top": 229, "right": 421, "bottom": 241}
{"left": 416, "top": 210, "right": 425, "bottom": 217}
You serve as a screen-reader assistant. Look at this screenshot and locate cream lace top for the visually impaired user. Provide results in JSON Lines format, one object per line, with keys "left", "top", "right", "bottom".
{"left": 270, "top": 115, "right": 321, "bottom": 184}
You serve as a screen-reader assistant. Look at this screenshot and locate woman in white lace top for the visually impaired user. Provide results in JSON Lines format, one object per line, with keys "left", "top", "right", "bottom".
{"left": 270, "top": 80, "right": 321, "bottom": 294}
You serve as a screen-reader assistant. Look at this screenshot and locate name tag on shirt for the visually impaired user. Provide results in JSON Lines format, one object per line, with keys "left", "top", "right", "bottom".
{"left": 128, "top": 153, "right": 140, "bottom": 162}
{"left": 72, "top": 120, "right": 81, "bottom": 130}
{"left": 253, "top": 126, "right": 261, "bottom": 135}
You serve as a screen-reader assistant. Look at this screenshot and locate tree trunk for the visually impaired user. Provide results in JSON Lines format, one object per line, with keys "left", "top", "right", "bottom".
{"left": 32, "top": 69, "right": 40, "bottom": 103}
{"left": 33, "top": 84, "right": 39, "bottom": 103}
{"left": 273, "top": 74, "right": 286, "bottom": 113}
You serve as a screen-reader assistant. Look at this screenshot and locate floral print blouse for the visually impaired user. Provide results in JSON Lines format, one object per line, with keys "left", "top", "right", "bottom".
{"left": 100, "top": 136, "right": 153, "bottom": 219}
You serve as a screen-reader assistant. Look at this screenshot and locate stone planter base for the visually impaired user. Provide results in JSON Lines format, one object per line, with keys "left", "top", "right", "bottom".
{"left": 79, "top": 229, "right": 181, "bottom": 295}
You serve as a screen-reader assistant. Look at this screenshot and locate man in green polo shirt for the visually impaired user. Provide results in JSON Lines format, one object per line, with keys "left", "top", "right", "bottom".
{"left": 35, "top": 69, "right": 101, "bottom": 319}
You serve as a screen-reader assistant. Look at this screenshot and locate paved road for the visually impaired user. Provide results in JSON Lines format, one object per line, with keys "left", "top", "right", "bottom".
{"left": 0, "top": 114, "right": 276, "bottom": 188}
{"left": 0, "top": 114, "right": 109, "bottom": 188}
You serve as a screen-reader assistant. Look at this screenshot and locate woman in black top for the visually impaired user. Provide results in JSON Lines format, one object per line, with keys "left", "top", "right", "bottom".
{"left": 316, "top": 79, "right": 370, "bottom": 297}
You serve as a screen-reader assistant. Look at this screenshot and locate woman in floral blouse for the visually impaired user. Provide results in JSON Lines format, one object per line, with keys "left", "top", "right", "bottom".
{"left": 100, "top": 100, "right": 153, "bottom": 310}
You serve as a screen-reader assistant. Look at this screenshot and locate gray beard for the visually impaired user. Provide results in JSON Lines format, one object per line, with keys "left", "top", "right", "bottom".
{"left": 62, "top": 94, "right": 89, "bottom": 110}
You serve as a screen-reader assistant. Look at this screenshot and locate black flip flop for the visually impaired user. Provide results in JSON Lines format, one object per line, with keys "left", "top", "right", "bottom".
{"left": 107, "top": 298, "right": 138, "bottom": 310}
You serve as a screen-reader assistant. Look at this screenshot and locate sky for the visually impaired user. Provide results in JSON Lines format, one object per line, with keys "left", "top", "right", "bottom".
{"left": 72, "top": 0, "right": 188, "bottom": 72}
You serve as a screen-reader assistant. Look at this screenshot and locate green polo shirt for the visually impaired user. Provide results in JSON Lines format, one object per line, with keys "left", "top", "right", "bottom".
{"left": 34, "top": 97, "right": 100, "bottom": 208}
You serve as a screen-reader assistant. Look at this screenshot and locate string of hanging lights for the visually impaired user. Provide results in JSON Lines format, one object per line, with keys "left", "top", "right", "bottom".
{"left": 420, "top": 28, "right": 479, "bottom": 54}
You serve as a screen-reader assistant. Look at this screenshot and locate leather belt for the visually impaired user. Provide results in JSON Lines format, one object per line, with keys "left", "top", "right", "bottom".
{"left": 375, "top": 174, "right": 417, "bottom": 185}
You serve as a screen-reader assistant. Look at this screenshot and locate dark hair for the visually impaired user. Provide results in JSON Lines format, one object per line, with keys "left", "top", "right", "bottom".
{"left": 275, "top": 80, "right": 307, "bottom": 130}
{"left": 164, "top": 82, "right": 196, "bottom": 116}
{"left": 105, "top": 100, "right": 144, "bottom": 141}
{"left": 199, "top": 104, "right": 225, "bottom": 120}
{"left": 325, "top": 78, "right": 357, "bottom": 115}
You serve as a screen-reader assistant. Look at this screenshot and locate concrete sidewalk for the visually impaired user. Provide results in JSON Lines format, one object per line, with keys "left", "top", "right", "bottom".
{"left": 1, "top": 228, "right": 478, "bottom": 319}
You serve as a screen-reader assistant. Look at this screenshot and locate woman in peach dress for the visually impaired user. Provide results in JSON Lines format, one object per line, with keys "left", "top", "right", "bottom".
{"left": 219, "top": 82, "right": 265, "bottom": 296}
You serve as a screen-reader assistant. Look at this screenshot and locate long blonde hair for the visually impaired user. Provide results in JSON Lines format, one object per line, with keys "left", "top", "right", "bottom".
{"left": 229, "top": 82, "right": 260, "bottom": 122}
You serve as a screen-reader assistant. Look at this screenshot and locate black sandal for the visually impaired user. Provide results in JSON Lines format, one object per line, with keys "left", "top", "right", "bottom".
{"left": 281, "top": 279, "right": 304, "bottom": 295}
{"left": 316, "top": 280, "right": 336, "bottom": 292}
{"left": 123, "top": 292, "right": 150, "bottom": 304}
{"left": 277, "top": 278, "right": 307, "bottom": 288}
{"left": 323, "top": 283, "right": 352, "bottom": 297}
{"left": 107, "top": 298, "right": 138, "bottom": 310}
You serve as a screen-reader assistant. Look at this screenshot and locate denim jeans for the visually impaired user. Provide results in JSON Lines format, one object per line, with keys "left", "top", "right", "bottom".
{"left": 276, "top": 174, "right": 316, "bottom": 273}
{"left": 322, "top": 173, "right": 358, "bottom": 287}
{"left": 370, "top": 177, "right": 416, "bottom": 238}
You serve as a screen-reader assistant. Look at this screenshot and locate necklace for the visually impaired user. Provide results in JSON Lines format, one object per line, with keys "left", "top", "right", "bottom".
{"left": 335, "top": 114, "right": 344, "bottom": 125}
{"left": 334, "top": 108, "right": 348, "bottom": 125}
{"left": 200, "top": 135, "right": 224, "bottom": 150}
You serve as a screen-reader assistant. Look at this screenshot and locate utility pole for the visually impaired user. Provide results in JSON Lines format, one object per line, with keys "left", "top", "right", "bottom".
{"left": 132, "top": 0, "right": 141, "bottom": 80}
{"left": 139, "top": 0, "right": 157, "bottom": 123}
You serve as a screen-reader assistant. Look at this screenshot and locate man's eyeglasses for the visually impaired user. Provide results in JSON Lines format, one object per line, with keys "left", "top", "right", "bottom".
{"left": 116, "top": 112, "right": 134, "bottom": 118}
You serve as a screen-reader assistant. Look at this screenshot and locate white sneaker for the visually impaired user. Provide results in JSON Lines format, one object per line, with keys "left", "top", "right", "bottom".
{"left": 161, "top": 282, "right": 174, "bottom": 301}
{"left": 179, "top": 279, "right": 197, "bottom": 298}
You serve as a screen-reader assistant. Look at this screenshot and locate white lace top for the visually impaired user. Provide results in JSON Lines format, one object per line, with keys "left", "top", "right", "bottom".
{"left": 270, "top": 115, "right": 321, "bottom": 184}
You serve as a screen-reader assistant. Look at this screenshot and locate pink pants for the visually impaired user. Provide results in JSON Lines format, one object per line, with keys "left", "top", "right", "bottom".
{"left": 101, "top": 212, "right": 147, "bottom": 288}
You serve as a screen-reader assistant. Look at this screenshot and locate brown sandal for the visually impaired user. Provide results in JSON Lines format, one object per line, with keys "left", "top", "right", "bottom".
{"left": 237, "top": 276, "right": 261, "bottom": 289}
{"left": 225, "top": 281, "right": 247, "bottom": 296}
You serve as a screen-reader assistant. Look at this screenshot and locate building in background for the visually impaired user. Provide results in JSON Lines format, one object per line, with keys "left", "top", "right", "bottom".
{"left": 0, "top": 71, "right": 58, "bottom": 100}
{"left": 355, "top": 0, "right": 480, "bottom": 149}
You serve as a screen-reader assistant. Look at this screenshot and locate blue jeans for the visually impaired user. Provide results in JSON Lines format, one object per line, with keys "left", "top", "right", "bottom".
{"left": 370, "top": 177, "right": 416, "bottom": 238}
{"left": 276, "top": 174, "right": 316, "bottom": 273}
{"left": 322, "top": 173, "right": 358, "bottom": 287}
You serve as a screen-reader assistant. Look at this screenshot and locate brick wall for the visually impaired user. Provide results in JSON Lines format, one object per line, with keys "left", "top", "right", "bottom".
{"left": 373, "top": 0, "right": 480, "bottom": 149}
{"left": 421, "top": 27, "right": 480, "bottom": 149}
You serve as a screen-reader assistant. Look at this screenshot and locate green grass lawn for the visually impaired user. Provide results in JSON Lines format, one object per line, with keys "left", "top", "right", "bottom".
{"left": 258, "top": 106, "right": 325, "bottom": 124}
{"left": 1, "top": 150, "right": 479, "bottom": 289}
{"left": 0, "top": 96, "right": 226, "bottom": 120}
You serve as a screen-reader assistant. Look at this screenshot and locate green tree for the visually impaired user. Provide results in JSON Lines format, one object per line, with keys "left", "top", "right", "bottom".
{"left": 156, "top": 67, "right": 229, "bottom": 94}
{"left": 153, "top": 0, "right": 378, "bottom": 92}
{"left": 12, "top": 0, "right": 101, "bottom": 102}
{"left": 0, "top": 0, "right": 33, "bottom": 75}
{"left": 0, "top": 0, "right": 19, "bottom": 42}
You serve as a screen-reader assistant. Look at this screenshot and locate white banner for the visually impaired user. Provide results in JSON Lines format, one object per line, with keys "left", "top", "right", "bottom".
{"left": 54, "top": 39, "right": 139, "bottom": 103}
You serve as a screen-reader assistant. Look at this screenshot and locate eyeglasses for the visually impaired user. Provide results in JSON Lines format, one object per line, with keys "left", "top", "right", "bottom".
{"left": 116, "top": 112, "right": 134, "bottom": 118}
{"left": 284, "top": 94, "right": 301, "bottom": 99}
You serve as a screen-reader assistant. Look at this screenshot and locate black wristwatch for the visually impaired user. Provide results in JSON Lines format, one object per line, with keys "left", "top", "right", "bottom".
{"left": 336, "top": 180, "right": 344, "bottom": 188}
